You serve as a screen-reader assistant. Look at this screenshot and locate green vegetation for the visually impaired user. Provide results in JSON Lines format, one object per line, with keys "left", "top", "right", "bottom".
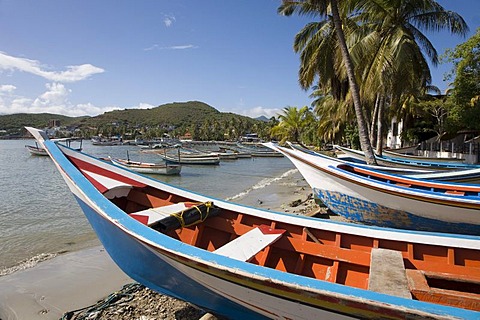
{"left": 0, "top": 101, "right": 270, "bottom": 141}
{"left": 0, "top": 113, "right": 87, "bottom": 136}
{"left": 276, "top": 0, "right": 477, "bottom": 152}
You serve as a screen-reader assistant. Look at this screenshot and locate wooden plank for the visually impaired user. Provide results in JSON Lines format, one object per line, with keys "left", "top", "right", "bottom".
{"left": 368, "top": 248, "right": 412, "bottom": 299}
{"left": 214, "top": 225, "right": 285, "bottom": 262}
{"left": 130, "top": 202, "right": 198, "bottom": 225}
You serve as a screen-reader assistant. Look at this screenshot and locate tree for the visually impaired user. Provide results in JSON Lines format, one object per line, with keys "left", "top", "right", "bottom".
{"left": 270, "top": 106, "right": 314, "bottom": 146}
{"left": 443, "top": 28, "right": 480, "bottom": 131}
{"left": 351, "top": 0, "right": 468, "bottom": 150}
{"left": 280, "top": 0, "right": 468, "bottom": 157}
{"left": 279, "top": 0, "right": 377, "bottom": 164}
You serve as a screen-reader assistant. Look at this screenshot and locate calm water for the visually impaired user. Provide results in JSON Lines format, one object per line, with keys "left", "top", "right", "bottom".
{"left": 0, "top": 139, "right": 296, "bottom": 273}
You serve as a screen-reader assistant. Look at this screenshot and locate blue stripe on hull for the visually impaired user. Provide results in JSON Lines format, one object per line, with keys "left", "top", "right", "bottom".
{"left": 75, "top": 197, "right": 270, "bottom": 320}
{"left": 314, "top": 188, "right": 480, "bottom": 236}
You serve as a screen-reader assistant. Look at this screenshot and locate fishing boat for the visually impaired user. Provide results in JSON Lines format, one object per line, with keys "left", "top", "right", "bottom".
{"left": 383, "top": 149, "right": 466, "bottom": 163}
{"left": 109, "top": 157, "right": 181, "bottom": 175}
{"left": 25, "top": 126, "right": 480, "bottom": 319}
{"left": 25, "top": 143, "right": 48, "bottom": 156}
{"left": 266, "top": 143, "right": 480, "bottom": 236}
{"left": 235, "top": 144, "right": 283, "bottom": 158}
{"left": 26, "top": 138, "right": 83, "bottom": 156}
{"left": 290, "top": 143, "right": 480, "bottom": 184}
{"left": 335, "top": 145, "right": 479, "bottom": 170}
{"left": 153, "top": 148, "right": 221, "bottom": 165}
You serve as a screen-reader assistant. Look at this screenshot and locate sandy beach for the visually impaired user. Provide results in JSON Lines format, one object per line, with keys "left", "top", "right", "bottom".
{"left": 0, "top": 170, "right": 326, "bottom": 320}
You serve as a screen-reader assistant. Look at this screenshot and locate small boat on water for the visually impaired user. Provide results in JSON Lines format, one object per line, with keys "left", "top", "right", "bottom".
{"left": 266, "top": 142, "right": 480, "bottom": 235}
{"left": 335, "top": 145, "right": 479, "bottom": 170}
{"left": 235, "top": 143, "right": 283, "bottom": 158}
{"left": 25, "top": 127, "right": 480, "bottom": 319}
{"left": 26, "top": 138, "right": 83, "bottom": 156}
{"left": 25, "top": 143, "right": 48, "bottom": 156}
{"left": 152, "top": 148, "right": 221, "bottom": 165}
{"left": 109, "top": 157, "right": 181, "bottom": 175}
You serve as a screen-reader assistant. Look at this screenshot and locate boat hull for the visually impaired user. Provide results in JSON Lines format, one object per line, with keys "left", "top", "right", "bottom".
{"left": 110, "top": 158, "right": 181, "bottom": 175}
{"left": 269, "top": 144, "right": 480, "bottom": 235}
{"left": 336, "top": 145, "right": 478, "bottom": 170}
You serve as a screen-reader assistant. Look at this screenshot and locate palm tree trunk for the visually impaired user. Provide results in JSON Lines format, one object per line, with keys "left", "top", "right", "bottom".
{"left": 370, "top": 95, "right": 380, "bottom": 148}
{"left": 375, "top": 96, "right": 384, "bottom": 155}
{"left": 330, "top": 0, "right": 377, "bottom": 165}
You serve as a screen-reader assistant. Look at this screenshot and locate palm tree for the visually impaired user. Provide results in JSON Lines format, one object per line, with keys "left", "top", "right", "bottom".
{"left": 280, "top": 0, "right": 468, "bottom": 161}
{"left": 270, "top": 106, "right": 314, "bottom": 146}
{"left": 279, "top": 0, "right": 377, "bottom": 164}
{"left": 350, "top": 0, "right": 468, "bottom": 151}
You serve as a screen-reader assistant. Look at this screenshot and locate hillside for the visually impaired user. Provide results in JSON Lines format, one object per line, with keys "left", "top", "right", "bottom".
{"left": 0, "top": 113, "right": 86, "bottom": 131}
{"left": 79, "top": 101, "right": 224, "bottom": 128}
{"left": 0, "top": 101, "right": 264, "bottom": 137}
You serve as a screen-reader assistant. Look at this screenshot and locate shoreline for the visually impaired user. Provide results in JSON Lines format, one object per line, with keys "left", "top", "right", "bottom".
{"left": 0, "top": 170, "right": 322, "bottom": 320}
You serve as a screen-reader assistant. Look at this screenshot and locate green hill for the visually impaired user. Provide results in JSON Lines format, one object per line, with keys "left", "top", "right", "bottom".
{"left": 0, "top": 101, "right": 267, "bottom": 139}
{"left": 82, "top": 101, "right": 223, "bottom": 127}
{"left": 0, "top": 113, "right": 86, "bottom": 131}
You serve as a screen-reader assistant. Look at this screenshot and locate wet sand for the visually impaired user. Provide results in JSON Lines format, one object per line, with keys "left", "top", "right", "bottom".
{"left": 0, "top": 170, "right": 323, "bottom": 320}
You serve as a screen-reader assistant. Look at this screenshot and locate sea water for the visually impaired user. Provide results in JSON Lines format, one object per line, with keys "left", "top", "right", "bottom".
{"left": 0, "top": 139, "right": 297, "bottom": 274}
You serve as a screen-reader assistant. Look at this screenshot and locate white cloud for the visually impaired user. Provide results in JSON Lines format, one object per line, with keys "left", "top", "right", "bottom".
{"left": 0, "top": 84, "right": 16, "bottom": 93}
{"left": 135, "top": 102, "right": 156, "bottom": 109}
{"left": 0, "top": 81, "right": 159, "bottom": 117}
{"left": 32, "top": 83, "right": 71, "bottom": 109}
{"left": 241, "top": 106, "right": 282, "bottom": 119}
{"left": 223, "top": 106, "right": 281, "bottom": 119}
{"left": 163, "top": 14, "right": 176, "bottom": 27}
{"left": 0, "top": 52, "right": 104, "bottom": 82}
{"left": 145, "top": 44, "right": 198, "bottom": 51}
{"left": 168, "top": 45, "right": 197, "bottom": 50}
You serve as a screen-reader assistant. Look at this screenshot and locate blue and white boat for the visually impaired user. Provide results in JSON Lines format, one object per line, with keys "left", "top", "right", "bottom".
{"left": 266, "top": 142, "right": 480, "bottom": 236}
{"left": 335, "top": 145, "right": 480, "bottom": 171}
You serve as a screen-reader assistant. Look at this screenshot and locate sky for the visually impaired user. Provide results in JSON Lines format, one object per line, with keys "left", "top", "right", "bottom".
{"left": 0, "top": 1, "right": 479, "bottom": 119}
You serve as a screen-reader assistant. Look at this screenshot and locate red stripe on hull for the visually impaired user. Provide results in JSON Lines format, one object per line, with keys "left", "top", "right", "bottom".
{"left": 67, "top": 155, "right": 147, "bottom": 192}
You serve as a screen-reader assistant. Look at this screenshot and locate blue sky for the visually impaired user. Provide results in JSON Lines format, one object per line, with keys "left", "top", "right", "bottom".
{"left": 0, "top": 1, "right": 478, "bottom": 119}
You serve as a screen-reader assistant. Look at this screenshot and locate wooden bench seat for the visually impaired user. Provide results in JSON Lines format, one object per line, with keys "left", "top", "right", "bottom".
{"left": 368, "top": 248, "right": 412, "bottom": 299}
{"left": 214, "top": 225, "right": 285, "bottom": 262}
{"left": 130, "top": 202, "right": 199, "bottom": 225}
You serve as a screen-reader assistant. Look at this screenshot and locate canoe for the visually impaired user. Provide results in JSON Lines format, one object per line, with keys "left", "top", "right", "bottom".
{"left": 109, "top": 157, "right": 181, "bottom": 175}
{"left": 25, "top": 126, "right": 480, "bottom": 319}
{"left": 335, "top": 145, "right": 479, "bottom": 170}
{"left": 383, "top": 149, "right": 466, "bottom": 163}
{"left": 25, "top": 144, "right": 48, "bottom": 156}
{"left": 27, "top": 138, "right": 82, "bottom": 156}
{"left": 290, "top": 143, "right": 480, "bottom": 184}
{"left": 266, "top": 143, "right": 480, "bottom": 235}
{"left": 155, "top": 153, "right": 220, "bottom": 165}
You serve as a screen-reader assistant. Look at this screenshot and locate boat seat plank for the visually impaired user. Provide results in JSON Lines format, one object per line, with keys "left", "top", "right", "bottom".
{"left": 130, "top": 202, "right": 198, "bottom": 225}
{"left": 214, "top": 225, "right": 285, "bottom": 262}
{"left": 368, "top": 248, "right": 412, "bottom": 299}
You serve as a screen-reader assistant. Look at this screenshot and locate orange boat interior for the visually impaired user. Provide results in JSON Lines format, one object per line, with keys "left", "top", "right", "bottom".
{"left": 108, "top": 184, "right": 480, "bottom": 312}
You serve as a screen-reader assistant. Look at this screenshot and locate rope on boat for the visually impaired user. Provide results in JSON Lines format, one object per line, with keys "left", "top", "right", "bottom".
{"left": 171, "top": 201, "right": 214, "bottom": 228}
{"left": 60, "top": 282, "right": 142, "bottom": 320}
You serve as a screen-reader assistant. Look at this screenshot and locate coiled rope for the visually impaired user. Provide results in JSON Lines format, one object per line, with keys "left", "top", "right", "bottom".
{"left": 60, "top": 282, "right": 142, "bottom": 320}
